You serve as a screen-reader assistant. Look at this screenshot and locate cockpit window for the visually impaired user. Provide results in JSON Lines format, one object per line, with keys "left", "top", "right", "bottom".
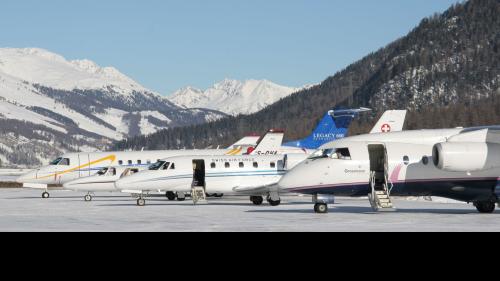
{"left": 50, "top": 157, "right": 63, "bottom": 165}
{"left": 149, "top": 161, "right": 166, "bottom": 171}
{"left": 97, "top": 168, "right": 109, "bottom": 175}
{"left": 58, "top": 158, "right": 70, "bottom": 166}
{"left": 309, "top": 148, "right": 351, "bottom": 160}
{"left": 162, "top": 162, "right": 171, "bottom": 170}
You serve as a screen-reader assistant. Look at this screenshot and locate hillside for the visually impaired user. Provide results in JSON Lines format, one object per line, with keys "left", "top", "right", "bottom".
{"left": 0, "top": 48, "right": 225, "bottom": 167}
{"left": 114, "top": 0, "right": 500, "bottom": 151}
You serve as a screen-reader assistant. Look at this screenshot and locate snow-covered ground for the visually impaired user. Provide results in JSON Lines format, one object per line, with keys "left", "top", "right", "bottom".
{"left": 0, "top": 189, "right": 498, "bottom": 232}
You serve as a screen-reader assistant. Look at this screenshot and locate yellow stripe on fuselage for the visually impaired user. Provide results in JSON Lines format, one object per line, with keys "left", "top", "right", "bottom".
{"left": 226, "top": 148, "right": 242, "bottom": 156}
{"left": 38, "top": 155, "right": 117, "bottom": 180}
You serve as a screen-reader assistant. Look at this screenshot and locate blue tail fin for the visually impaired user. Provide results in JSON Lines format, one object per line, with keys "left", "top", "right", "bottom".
{"left": 283, "top": 108, "right": 369, "bottom": 150}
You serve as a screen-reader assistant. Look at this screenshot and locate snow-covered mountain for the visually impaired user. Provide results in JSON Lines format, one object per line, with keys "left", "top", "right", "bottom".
{"left": 169, "top": 79, "right": 305, "bottom": 116}
{"left": 0, "top": 48, "right": 225, "bottom": 167}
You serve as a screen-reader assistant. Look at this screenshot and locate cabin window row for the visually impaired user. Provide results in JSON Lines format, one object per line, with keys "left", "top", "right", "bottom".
{"left": 118, "top": 159, "right": 160, "bottom": 166}
{"left": 210, "top": 162, "right": 276, "bottom": 169}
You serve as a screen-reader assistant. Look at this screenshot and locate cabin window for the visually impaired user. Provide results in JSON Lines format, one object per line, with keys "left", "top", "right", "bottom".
{"left": 59, "top": 158, "right": 70, "bottom": 166}
{"left": 118, "top": 160, "right": 123, "bottom": 165}
{"left": 270, "top": 162, "right": 276, "bottom": 168}
{"left": 403, "top": 156, "right": 410, "bottom": 165}
{"left": 253, "top": 162, "right": 259, "bottom": 168}
{"left": 225, "top": 162, "right": 230, "bottom": 168}
{"left": 137, "top": 160, "right": 142, "bottom": 165}
{"left": 127, "top": 160, "right": 132, "bottom": 165}
{"left": 147, "top": 160, "right": 151, "bottom": 165}
{"left": 211, "top": 163, "right": 216, "bottom": 169}
{"left": 239, "top": 162, "right": 244, "bottom": 168}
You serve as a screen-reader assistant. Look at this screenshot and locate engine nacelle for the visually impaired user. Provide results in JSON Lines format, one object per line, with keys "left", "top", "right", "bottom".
{"left": 433, "top": 142, "right": 500, "bottom": 172}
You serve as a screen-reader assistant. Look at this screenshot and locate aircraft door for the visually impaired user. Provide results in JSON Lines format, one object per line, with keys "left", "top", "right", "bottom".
{"left": 368, "top": 144, "right": 388, "bottom": 191}
{"left": 192, "top": 160, "right": 206, "bottom": 188}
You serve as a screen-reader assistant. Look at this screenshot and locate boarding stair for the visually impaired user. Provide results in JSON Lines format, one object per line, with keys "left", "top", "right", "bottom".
{"left": 368, "top": 171, "right": 395, "bottom": 212}
{"left": 191, "top": 185, "right": 208, "bottom": 205}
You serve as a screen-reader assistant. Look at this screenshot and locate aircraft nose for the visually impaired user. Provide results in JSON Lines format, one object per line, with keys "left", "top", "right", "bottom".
{"left": 16, "top": 170, "right": 37, "bottom": 184}
{"left": 63, "top": 181, "right": 78, "bottom": 191}
{"left": 115, "top": 177, "right": 132, "bottom": 191}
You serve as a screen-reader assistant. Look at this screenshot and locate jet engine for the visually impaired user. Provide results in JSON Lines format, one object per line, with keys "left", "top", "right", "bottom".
{"left": 433, "top": 142, "right": 500, "bottom": 172}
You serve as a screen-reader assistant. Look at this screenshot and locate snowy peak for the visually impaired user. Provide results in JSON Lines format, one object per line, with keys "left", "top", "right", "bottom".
{"left": 169, "top": 79, "right": 303, "bottom": 115}
{"left": 0, "top": 48, "right": 147, "bottom": 94}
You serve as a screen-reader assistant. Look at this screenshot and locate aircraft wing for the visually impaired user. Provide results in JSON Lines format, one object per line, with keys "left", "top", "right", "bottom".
{"left": 448, "top": 128, "right": 500, "bottom": 144}
{"left": 232, "top": 183, "right": 279, "bottom": 195}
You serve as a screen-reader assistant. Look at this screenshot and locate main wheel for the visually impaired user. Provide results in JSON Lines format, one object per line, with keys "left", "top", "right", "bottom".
{"left": 177, "top": 197, "right": 186, "bottom": 202}
{"left": 42, "top": 192, "right": 50, "bottom": 199}
{"left": 314, "top": 203, "right": 328, "bottom": 214}
{"left": 250, "top": 196, "right": 264, "bottom": 206}
{"left": 475, "top": 201, "right": 496, "bottom": 214}
{"left": 137, "top": 198, "right": 146, "bottom": 207}
{"left": 166, "top": 192, "right": 176, "bottom": 201}
{"left": 269, "top": 199, "right": 281, "bottom": 207}
{"left": 84, "top": 194, "right": 92, "bottom": 202}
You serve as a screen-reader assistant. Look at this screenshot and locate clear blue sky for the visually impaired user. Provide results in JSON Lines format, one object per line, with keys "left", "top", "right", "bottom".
{"left": 1, "top": 0, "right": 460, "bottom": 95}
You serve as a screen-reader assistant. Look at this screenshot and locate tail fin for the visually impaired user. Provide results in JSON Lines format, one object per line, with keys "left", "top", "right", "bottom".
{"left": 228, "top": 135, "right": 260, "bottom": 149}
{"left": 283, "top": 108, "right": 370, "bottom": 150}
{"left": 249, "top": 129, "right": 285, "bottom": 155}
{"left": 370, "top": 110, "right": 407, "bottom": 134}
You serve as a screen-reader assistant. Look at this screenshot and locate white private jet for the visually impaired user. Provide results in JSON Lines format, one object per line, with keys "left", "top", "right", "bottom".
{"left": 16, "top": 136, "right": 260, "bottom": 199}
{"left": 278, "top": 126, "right": 500, "bottom": 214}
{"left": 115, "top": 110, "right": 408, "bottom": 206}
{"left": 63, "top": 166, "right": 147, "bottom": 202}
{"left": 115, "top": 154, "right": 310, "bottom": 206}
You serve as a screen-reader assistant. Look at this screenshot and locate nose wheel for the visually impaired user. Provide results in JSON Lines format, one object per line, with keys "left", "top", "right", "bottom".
{"left": 137, "top": 198, "right": 146, "bottom": 207}
{"left": 42, "top": 192, "right": 50, "bottom": 199}
{"left": 314, "top": 203, "right": 328, "bottom": 214}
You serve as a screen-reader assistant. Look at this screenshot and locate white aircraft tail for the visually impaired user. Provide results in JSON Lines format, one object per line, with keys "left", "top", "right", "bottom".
{"left": 228, "top": 135, "right": 260, "bottom": 149}
{"left": 250, "top": 129, "right": 285, "bottom": 155}
{"left": 370, "top": 110, "right": 407, "bottom": 134}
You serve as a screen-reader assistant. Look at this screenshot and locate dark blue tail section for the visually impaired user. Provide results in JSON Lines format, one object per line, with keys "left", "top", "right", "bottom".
{"left": 283, "top": 108, "right": 369, "bottom": 150}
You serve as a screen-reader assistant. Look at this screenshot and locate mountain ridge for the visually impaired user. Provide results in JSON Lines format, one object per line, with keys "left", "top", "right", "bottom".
{"left": 169, "top": 78, "right": 307, "bottom": 116}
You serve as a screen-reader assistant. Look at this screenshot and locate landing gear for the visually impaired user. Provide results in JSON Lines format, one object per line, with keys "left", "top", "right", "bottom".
{"left": 166, "top": 192, "right": 176, "bottom": 201}
{"left": 177, "top": 193, "right": 186, "bottom": 202}
{"left": 84, "top": 194, "right": 93, "bottom": 202}
{"left": 42, "top": 192, "right": 50, "bottom": 199}
{"left": 250, "top": 196, "right": 264, "bottom": 206}
{"left": 314, "top": 203, "right": 328, "bottom": 214}
{"left": 267, "top": 196, "right": 281, "bottom": 207}
{"left": 312, "top": 194, "right": 335, "bottom": 214}
{"left": 137, "top": 198, "right": 146, "bottom": 207}
{"left": 474, "top": 201, "right": 496, "bottom": 214}
{"left": 267, "top": 194, "right": 281, "bottom": 207}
